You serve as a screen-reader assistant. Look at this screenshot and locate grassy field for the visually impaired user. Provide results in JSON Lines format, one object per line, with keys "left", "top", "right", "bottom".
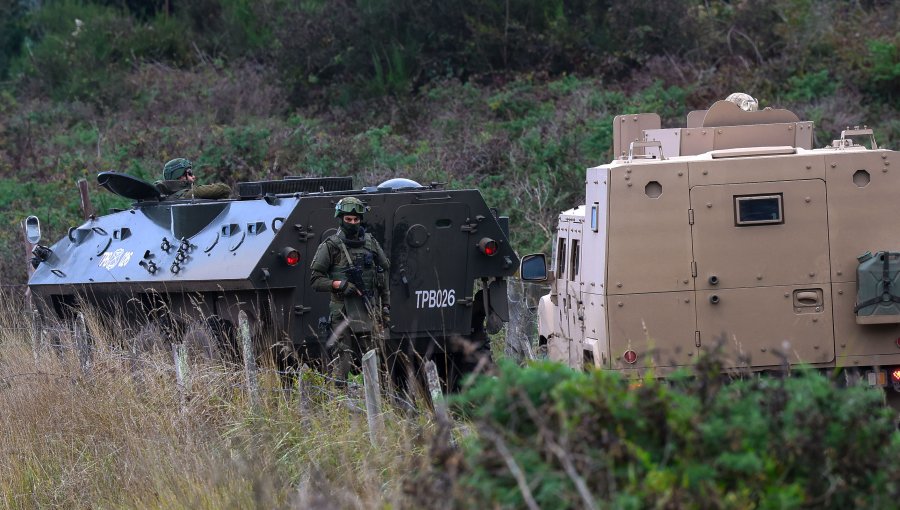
{"left": 0, "top": 292, "right": 451, "bottom": 509}
{"left": 4, "top": 288, "right": 900, "bottom": 509}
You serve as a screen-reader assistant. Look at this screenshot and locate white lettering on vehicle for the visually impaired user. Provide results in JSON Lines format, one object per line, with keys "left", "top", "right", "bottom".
{"left": 414, "top": 289, "right": 456, "bottom": 309}
{"left": 98, "top": 249, "right": 133, "bottom": 270}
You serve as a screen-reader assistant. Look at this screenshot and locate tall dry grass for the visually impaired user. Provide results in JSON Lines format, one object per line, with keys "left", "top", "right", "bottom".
{"left": 0, "top": 292, "right": 445, "bottom": 509}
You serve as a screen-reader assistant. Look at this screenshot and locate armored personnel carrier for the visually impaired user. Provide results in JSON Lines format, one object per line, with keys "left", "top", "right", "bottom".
{"left": 521, "top": 94, "right": 900, "bottom": 391}
{"left": 27, "top": 173, "right": 517, "bottom": 383}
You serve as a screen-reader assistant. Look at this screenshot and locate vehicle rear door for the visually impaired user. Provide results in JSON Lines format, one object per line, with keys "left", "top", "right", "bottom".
{"left": 690, "top": 179, "right": 834, "bottom": 367}
{"left": 390, "top": 202, "right": 471, "bottom": 333}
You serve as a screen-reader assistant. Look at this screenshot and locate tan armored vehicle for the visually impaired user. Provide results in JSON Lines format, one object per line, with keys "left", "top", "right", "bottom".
{"left": 521, "top": 94, "right": 900, "bottom": 390}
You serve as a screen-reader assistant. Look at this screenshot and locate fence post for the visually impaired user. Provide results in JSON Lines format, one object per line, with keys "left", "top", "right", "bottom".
{"left": 296, "top": 364, "right": 310, "bottom": 413}
{"left": 239, "top": 311, "right": 260, "bottom": 408}
{"left": 424, "top": 361, "right": 450, "bottom": 424}
{"left": 74, "top": 312, "right": 91, "bottom": 375}
{"left": 77, "top": 178, "right": 95, "bottom": 220}
{"left": 362, "top": 349, "right": 384, "bottom": 446}
{"left": 30, "top": 309, "right": 43, "bottom": 361}
{"left": 128, "top": 334, "right": 144, "bottom": 393}
{"left": 173, "top": 342, "right": 188, "bottom": 413}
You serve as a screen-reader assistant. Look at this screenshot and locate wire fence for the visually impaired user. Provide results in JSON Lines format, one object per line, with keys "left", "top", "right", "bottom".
{"left": 1, "top": 278, "right": 549, "bottom": 431}
{"left": 1, "top": 317, "right": 426, "bottom": 420}
{"left": 505, "top": 280, "right": 547, "bottom": 362}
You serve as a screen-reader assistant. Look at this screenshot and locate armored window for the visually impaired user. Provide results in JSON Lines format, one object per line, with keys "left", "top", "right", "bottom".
{"left": 590, "top": 203, "right": 599, "bottom": 232}
{"left": 570, "top": 240, "right": 580, "bottom": 281}
{"left": 734, "top": 194, "right": 784, "bottom": 226}
{"left": 557, "top": 238, "right": 567, "bottom": 277}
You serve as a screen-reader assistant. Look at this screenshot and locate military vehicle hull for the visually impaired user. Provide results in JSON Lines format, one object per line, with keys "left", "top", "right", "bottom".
{"left": 522, "top": 97, "right": 900, "bottom": 392}
{"left": 28, "top": 174, "right": 518, "bottom": 383}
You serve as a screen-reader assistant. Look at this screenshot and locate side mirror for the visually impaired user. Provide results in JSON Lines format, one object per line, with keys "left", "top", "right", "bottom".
{"left": 24, "top": 216, "right": 42, "bottom": 244}
{"left": 520, "top": 253, "right": 548, "bottom": 282}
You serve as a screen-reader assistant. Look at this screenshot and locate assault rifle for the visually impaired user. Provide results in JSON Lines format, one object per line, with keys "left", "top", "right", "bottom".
{"left": 339, "top": 242, "right": 376, "bottom": 312}
{"left": 345, "top": 262, "right": 375, "bottom": 309}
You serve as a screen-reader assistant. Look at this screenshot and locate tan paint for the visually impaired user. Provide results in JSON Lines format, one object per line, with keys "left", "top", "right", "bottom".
{"left": 825, "top": 150, "right": 900, "bottom": 282}
{"left": 529, "top": 95, "right": 900, "bottom": 379}
{"left": 832, "top": 281, "right": 900, "bottom": 357}
{"left": 607, "top": 161, "right": 693, "bottom": 295}
{"left": 613, "top": 113, "right": 660, "bottom": 160}
{"left": 607, "top": 291, "right": 697, "bottom": 369}
{"left": 690, "top": 179, "right": 830, "bottom": 290}
{"left": 696, "top": 285, "right": 834, "bottom": 368}
{"left": 689, "top": 152, "right": 825, "bottom": 186}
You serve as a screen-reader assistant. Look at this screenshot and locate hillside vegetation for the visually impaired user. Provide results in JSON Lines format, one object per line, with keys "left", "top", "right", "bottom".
{"left": 2, "top": 2, "right": 899, "bottom": 507}
{"left": 0, "top": 0, "right": 898, "bottom": 283}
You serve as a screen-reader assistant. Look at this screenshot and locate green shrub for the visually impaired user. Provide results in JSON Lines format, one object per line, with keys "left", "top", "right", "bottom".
{"left": 0, "top": 0, "right": 27, "bottom": 80}
{"left": 784, "top": 69, "right": 837, "bottom": 103}
{"left": 864, "top": 38, "right": 900, "bottom": 100}
{"left": 453, "top": 360, "right": 900, "bottom": 508}
{"left": 11, "top": 0, "right": 192, "bottom": 103}
{"left": 0, "top": 177, "right": 87, "bottom": 283}
{"left": 196, "top": 124, "right": 272, "bottom": 181}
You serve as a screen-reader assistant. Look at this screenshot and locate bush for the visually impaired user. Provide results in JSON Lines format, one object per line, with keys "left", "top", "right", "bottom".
{"left": 864, "top": 38, "right": 900, "bottom": 100}
{"left": 0, "top": 0, "right": 27, "bottom": 80}
{"left": 784, "top": 69, "right": 837, "bottom": 103}
{"left": 11, "top": 0, "right": 193, "bottom": 104}
{"left": 453, "top": 359, "right": 900, "bottom": 508}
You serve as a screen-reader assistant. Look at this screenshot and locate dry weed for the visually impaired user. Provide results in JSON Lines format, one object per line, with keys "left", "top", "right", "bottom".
{"left": 0, "top": 291, "right": 442, "bottom": 509}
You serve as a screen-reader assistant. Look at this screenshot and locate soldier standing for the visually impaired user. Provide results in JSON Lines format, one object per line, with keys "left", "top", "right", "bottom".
{"left": 155, "top": 158, "right": 231, "bottom": 200}
{"left": 310, "top": 197, "right": 391, "bottom": 377}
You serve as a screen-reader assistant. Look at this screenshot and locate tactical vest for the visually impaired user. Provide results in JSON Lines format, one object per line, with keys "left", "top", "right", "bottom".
{"left": 326, "top": 234, "right": 384, "bottom": 333}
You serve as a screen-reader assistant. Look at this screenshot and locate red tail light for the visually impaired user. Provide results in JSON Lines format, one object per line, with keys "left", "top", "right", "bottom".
{"left": 282, "top": 247, "right": 300, "bottom": 266}
{"left": 891, "top": 368, "right": 900, "bottom": 383}
{"left": 478, "top": 237, "right": 499, "bottom": 256}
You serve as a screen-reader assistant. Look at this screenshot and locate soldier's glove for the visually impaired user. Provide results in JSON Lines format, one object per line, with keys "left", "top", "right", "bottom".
{"left": 340, "top": 281, "right": 360, "bottom": 297}
{"left": 381, "top": 306, "right": 391, "bottom": 327}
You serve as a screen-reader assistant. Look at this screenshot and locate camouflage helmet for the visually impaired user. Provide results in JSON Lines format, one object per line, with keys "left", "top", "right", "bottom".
{"left": 163, "top": 158, "right": 193, "bottom": 180}
{"left": 334, "top": 197, "right": 368, "bottom": 218}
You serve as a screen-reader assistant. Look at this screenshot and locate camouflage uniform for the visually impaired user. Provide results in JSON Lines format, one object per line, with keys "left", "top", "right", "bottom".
{"left": 310, "top": 217, "right": 390, "bottom": 373}
{"left": 154, "top": 157, "right": 231, "bottom": 200}
{"left": 155, "top": 179, "right": 232, "bottom": 200}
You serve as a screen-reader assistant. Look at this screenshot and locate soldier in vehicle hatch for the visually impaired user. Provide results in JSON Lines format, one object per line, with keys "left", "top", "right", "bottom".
{"left": 155, "top": 158, "right": 231, "bottom": 200}
{"left": 310, "top": 196, "right": 390, "bottom": 376}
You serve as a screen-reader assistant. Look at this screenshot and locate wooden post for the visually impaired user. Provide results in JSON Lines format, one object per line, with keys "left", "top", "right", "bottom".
{"left": 75, "top": 312, "right": 90, "bottom": 375}
{"left": 424, "top": 360, "right": 450, "bottom": 426}
{"left": 239, "top": 311, "right": 260, "bottom": 408}
{"left": 77, "top": 178, "right": 95, "bottom": 220}
{"left": 128, "top": 333, "right": 143, "bottom": 393}
{"left": 296, "top": 364, "right": 310, "bottom": 413}
{"left": 173, "top": 342, "right": 188, "bottom": 413}
{"left": 362, "top": 349, "right": 384, "bottom": 446}
{"left": 30, "top": 308, "right": 42, "bottom": 361}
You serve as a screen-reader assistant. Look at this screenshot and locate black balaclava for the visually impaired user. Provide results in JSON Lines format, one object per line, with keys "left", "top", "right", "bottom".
{"left": 340, "top": 217, "right": 362, "bottom": 239}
